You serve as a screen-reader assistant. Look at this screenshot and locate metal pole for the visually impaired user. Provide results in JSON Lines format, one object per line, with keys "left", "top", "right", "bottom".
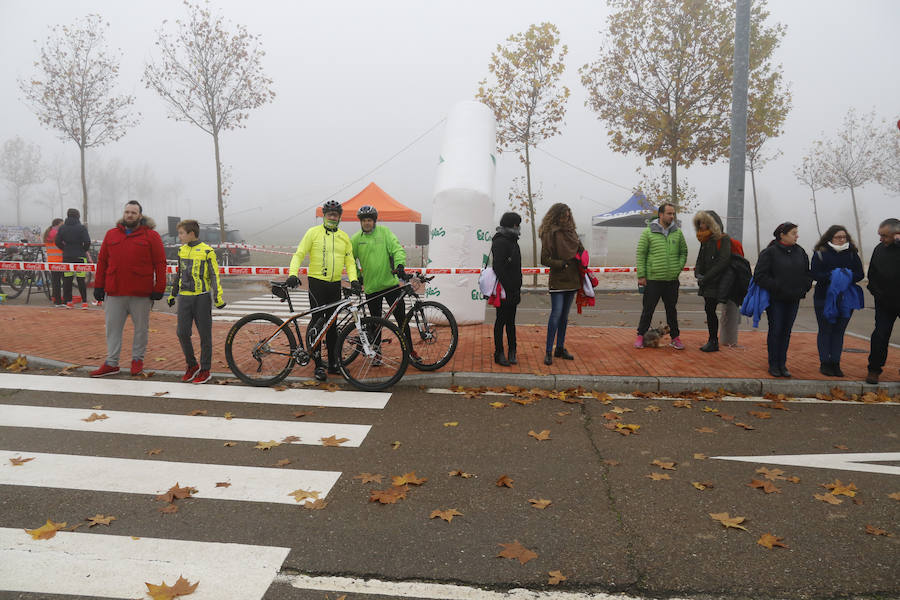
{"left": 721, "top": 0, "right": 751, "bottom": 347}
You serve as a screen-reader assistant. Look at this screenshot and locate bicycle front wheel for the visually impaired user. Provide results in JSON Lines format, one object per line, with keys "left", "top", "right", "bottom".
{"left": 337, "top": 316, "right": 408, "bottom": 391}
{"left": 403, "top": 301, "right": 458, "bottom": 371}
{"left": 225, "top": 313, "right": 297, "bottom": 386}
{"left": 3, "top": 271, "right": 26, "bottom": 299}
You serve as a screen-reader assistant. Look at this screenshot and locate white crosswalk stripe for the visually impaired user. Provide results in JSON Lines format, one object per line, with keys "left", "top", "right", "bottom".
{"left": 214, "top": 291, "right": 311, "bottom": 322}
{"left": 0, "top": 373, "right": 389, "bottom": 599}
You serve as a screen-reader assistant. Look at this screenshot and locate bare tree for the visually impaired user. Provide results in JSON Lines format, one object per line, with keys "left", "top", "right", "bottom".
{"left": 43, "top": 153, "right": 76, "bottom": 218}
{"left": 19, "top": 14, "right": 138, "bottom": 225}
{"left": 877, "top": 124, "right": 900, "bottom": 196}
{"left": 476, "top": 23, "right": 569, "bottom": 283}
{"left": 820, "top": 108, "right": 885, "bottom": 260}
{"left": 143, "top": 1, "right": 276, "bottom": 243}
{"left": 794, "top": 145, "right": 827, "bottom": 240}
{"left": 0, "top": 136, "right": 45, "bottom": 225}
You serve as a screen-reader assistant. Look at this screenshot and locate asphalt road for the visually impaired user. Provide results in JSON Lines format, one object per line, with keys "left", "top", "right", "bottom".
{"left": 1, "top": 370, "right": 897, "bottom": 600}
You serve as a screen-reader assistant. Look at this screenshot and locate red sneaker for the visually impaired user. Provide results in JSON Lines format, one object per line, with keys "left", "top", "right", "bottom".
{"left": 193, "top": 370, "right": 212, "bottom": 384}
{"left": 182, "top": 365, "right": 200, "bottom": 382}
{"left": 90, "top": 363, "right": 119, "bottom": 378}
{"left": 130, "top": 359, "right": 144, "bottom": 376}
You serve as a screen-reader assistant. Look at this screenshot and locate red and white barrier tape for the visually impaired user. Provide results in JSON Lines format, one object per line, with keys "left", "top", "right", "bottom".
{"left": 0, "top": 261, "right": 694, "bottom": 276}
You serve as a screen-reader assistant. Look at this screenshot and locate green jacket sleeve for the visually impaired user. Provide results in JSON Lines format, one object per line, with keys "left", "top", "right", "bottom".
{"left": 207, "top": 249, "right": 225, "bottom": 307}
{"left": 289, "top": 229, "right": 313, "bottom": 277}
{"left": 678, "top": 230, "right": 688, "bottom": 270}
{"left": 387, "top": 229, "right": 406, "bottom": 267}
{"left": 636, "top": 229, "right": 650, "bottom": 279}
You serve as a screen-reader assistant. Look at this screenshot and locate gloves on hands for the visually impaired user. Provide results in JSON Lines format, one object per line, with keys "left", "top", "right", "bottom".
{"left": 286, "top": 275, "right": 299, "bottom": 288}
{"left": 150, "top": 291, "right": 164, "bottom": 301}
{"left": 93, "top": 287, "right": 105, "bottom": 302}
{"left": 350, "top": 279, "right": 362, "bottom": 295}
{"left": 166, "top": 297, "right": 176, "bottom": 307}
{"left": 395, "top": 264, "right": 407, "bottom": 280}
{"left": 216, "top": 302, "right": 227, "bottom": 310}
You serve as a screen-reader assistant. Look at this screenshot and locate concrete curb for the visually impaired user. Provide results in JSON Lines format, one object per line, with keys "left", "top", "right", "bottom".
{"left": 4, "top": 350, "right": 898, "bottom": 397}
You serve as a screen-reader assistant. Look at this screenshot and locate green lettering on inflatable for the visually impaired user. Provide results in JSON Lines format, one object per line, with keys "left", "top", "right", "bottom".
{"left": 430, "top": 227, "right": 445, "bottom": 239}
{"left": 425, "top": 287, "right": 441, "bottom": 297}
{"left": 471, "top": 289, "right": 487, "bottom": 301}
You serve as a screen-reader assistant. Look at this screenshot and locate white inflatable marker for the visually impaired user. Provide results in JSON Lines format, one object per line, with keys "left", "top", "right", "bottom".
{"left": 0, "top": 450, "right": 340, "bottom": 504}
{"left": 0, "top": 528, "right": 289, "bottom": 599}
{"left": 712, "top": 452, "right": 900, "bottom": 476}
{"left": 0, "top": 404, "right": 370, "bottom": 447}
{"left": 0, "top": 373, "right": 391, "bottom": 409}
{"left": 429, "top": 100, "right": 497, "bottom": 325}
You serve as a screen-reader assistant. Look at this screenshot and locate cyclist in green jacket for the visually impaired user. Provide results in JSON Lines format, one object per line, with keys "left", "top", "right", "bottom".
{"left": 351, "top": 205, "right": 407, "bottom": 331}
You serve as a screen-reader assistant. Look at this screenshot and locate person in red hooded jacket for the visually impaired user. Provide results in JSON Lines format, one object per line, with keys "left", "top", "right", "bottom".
{"left": 90, "top": 201, "right": 167, "bottom": 377}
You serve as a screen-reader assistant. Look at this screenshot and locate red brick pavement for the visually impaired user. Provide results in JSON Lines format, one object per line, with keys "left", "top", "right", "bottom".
{"left": 1, "top": 305, "right": 896, "bottom": 383}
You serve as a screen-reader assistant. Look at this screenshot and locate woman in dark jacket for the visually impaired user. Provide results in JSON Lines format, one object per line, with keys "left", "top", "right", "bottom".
{"left": 810, "top": 225, "right": 864, "bottom": 377}
{"left": 753, "top": 222, "right": 813, "bottom": 378}
{"left": 491, "top": 212, "right": 523, "bottom": 366}
{"left": 539, "top": 203, "right": 583, "bottom": 366}
{"left": 693, "top": 210, "right": 731, "bottom": 352}
{"left": 55, "top": 208, "right": 92, "bottom": 307}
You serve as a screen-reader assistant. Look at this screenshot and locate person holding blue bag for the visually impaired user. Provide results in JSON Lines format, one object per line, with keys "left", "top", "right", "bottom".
{"left": 811, "top": 225, "right": 864, "bottom": 377}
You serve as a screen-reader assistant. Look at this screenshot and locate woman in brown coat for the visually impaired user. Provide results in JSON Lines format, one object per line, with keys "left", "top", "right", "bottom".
{"left": 539, "top": 203, "right": 583, "bottom": 365}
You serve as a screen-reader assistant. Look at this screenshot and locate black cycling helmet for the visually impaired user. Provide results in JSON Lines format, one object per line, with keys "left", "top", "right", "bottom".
{"left": 322, "top": 200, "right": 343, "bottom": 216}
{"left": 357, "top": 205, "right": 378, "bottom": 221}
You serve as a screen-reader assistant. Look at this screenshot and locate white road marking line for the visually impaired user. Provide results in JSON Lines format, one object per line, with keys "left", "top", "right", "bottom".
{"left": 0, "top": 404, "right": 370, "bottom": 447}
{"left": 0, "top": 450, "right": 340, "bottom": 504}
{"left": 274, "top": 573, "right": 692, "bottom": 600}
{"left": 0, "top": 528, "right": 289, "bottom": 600}
{"left": 0, "top": 373, "right": 391, "bottom": 409}
{"left": 424, "top": 389, "right": 900, "bottom": 405}
{"left": 712, "top": 452, "right": 900, "bottom": 476}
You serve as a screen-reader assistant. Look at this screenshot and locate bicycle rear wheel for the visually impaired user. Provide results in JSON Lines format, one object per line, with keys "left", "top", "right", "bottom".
{"left": 225, "top": 313, "right": 297, "bottom": 386}
{"left": 2, "top": 271, "right": 26, "bottom": 299}
{"left": 337, "top": 316, "right": 408, "bottom": 391}
{"left": 403, "top": 301, "right": 458, "bottom": 371}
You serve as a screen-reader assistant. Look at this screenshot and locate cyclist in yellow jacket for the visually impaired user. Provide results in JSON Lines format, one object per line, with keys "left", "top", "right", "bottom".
{"left": 287, "top": 200, "right": 361, "bottom": 381}
{"left": 166, "top": 219, "right": 226, "bottom": 384}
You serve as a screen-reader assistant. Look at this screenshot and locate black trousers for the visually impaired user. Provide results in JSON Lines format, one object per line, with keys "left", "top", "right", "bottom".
{"left": 365, "top": 285, "right": 405, "bottom": 331}
{"left": 868, "top": 300, "right": 899, "bottom": 374}
{"left": 494, "top": 300, "right": 518, "bottom": 354}
{"left": 637, "top": 280, "right": 680, "bottom": 338}
{"left": 307, "top": 277, "right": 341, "bottom": 367}
{"left": 50, "top": 271, "right": 63, "bottom": 304}
{"left": 704, "top": 296, "right": 720, "bottom": 339}
{"left": 766, "top": 299, "right": 800, "bottom": 369}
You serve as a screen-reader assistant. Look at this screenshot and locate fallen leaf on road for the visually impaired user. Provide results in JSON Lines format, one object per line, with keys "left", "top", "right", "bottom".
{"left": 86, "top": 514, "right": 115, "bottom": 527}
{"left": 748, "top": 411, "right": 771, "bottom": 419}
{"left": 25, "top": 519, "right": 66, "bottom": 540}
{"left": 156, "top": 483, "right": 197, "bottom": 503}
{"left": 709, "top": 512, "right": 748, "bottom": 531}
{"left": 528, "top": 429, "right": 551, "bottom": 441}
{"left": 887, "top": 492, "right": 900, "bottom": 501}
{"left": 321, "top": 435, "right": 349, "bottom": 447}
{"left": 152, "top": 391, "right": 169, "bottom": 397}
{"left": 497, "top": 541, "right": 537, "bottom": 564}
{"left": 223, "top": 441, "right": 236, "bottom": 447}
{"left": 5, "top": 355, "right": 27, "bottom": 372}
{"left": 281, "top": 435, "right": 300, "bottom": 443}
{"left": 392, "top": 471, "right": 427, "bottom": 486}
{"left": 188, "top": 409, "right": 207, "bottom": 416}
{"left": 288, "top": 489, "right": 320, "bottom": 503}
{"left": 814, "top": 493, "right": 842, "bottom": 505}
{"left": 692, "top": 481, "right": 714, "bottom": 491}
{"left": 748, "top": 479, "right": 781, "bottom": 494}
{"left": 548, "top": 570, "right": 567, "bottom": 585}
{"left": 145, "top": 449, "right": 162, "bottom": 456}
{"left": 611, "top": 406, "right": 633, "bottom": 414}
{"left": 215, "top": 482, "right": 231, "bottom": 488}
{"left": 865, "top": 525, "right": 893, "bottom": 537}
{"left": 154, "top": 357, "right": 166, "bottom": 362}
{"left": 603, "top": 459, "right": 620, "bottom": 466}
{"left": 430, "top": 508, "right": 463, "bottom": 523}
{"left": 672, "top": 400, "right": 691, "bottom": 408}
{"left": 556, "top": 410, "right": 571, "bottom": 417}
{"left": 601, "top": 412, "right": 621, "bottom": 421}
{"left": 529, "top": 498, "right": 552, "bottom": 509}
{"left": 496, "top": 475, "right": 514, "bottom": 488}
{"left": 91, "top": 404, "right": 102, "bottom": 409}
{"left": 158, "top": 504, "right": 178, "bottom": 514}
{"left": 646, "top": 473, "right": 671, "bottom": 481}
{"left": 694, "top": 427, "right": 715, "bottom": 433}
{"left": 292, "top": 411, "right": 314, "bottom": 418}
{"left": 443, "top": 421, "right": 459, "bottom": 427}
{"left": 254, "top": 440, "right": 281, "bottom": 451}
{"left": 833, "top": 444, "right": 849, "bottom": 450}
{"left": 354, "top": 473, "right": 384, "bottom": 484}
{"left": 303, "top": 499, "right": 328, "bottom": 510}
{"left": 274, "top": 459, "right": 291, "bottom": 467}
{"left": 489, "top": 401, "right": 508, "bottom": 409}
{"left": 9, "top": 456, "right": 33, "bottom": 466}
{"left": 822, "top": 479, "right": 858, "bottom": 497}
{"left": 370, "top": 485, "right": 408, "bottom": 504}
{"left": 58, "top": 364, "right": 80, "bottom": 376}
{"left": 702, "top": 407, "right": 719, "bottom": 413}
{"left": 693, "top": 453, "right": 708, "bottom": 460}
{"left": 644, "top": 405, "right": 661, "bottom": 413}
{"left": 613, "top": 423, "right": 640, "bottom": 435}
{"left": 756, "top": 467, "right": 786, "bottom": 480}
{"left": 224, "top": 412, "right": 235, "bottom": 420}
{"left": 757, "top": 533, "right": 788, "bottom": 549}
{"left": 145, "top": 575, "right": 198, "bottom": 599}
{"left": 449, "top": 470, "right": 474, "bottom": 478}
{"left": 391, "top": 441, "right": 402, "bottom": 450}
{"left": 651, "top": 459, "right": 676, "bottom": 470}
{"left": 734, "top": 422, "right": 755, "bottom": 430}
{"left": 82, "top": 412, "right": 108, "bottom": 422}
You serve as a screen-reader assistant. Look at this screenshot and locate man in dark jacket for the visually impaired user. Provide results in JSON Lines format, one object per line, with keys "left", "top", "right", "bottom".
{"left": 866, "top": 218, "right": 900, "bottom": 384}
{"left": 90, "top": 201, "right": 167, "bottom": 378}
{"left": 55, "top": 208, "right": 92, "bottom": 308}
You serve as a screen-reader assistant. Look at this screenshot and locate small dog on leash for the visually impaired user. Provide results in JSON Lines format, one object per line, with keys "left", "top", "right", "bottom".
{"left": 641, "top": 324, "right": 670, "bottom": 348}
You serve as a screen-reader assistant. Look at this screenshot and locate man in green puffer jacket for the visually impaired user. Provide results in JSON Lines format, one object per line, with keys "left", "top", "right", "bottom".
{"left": 351, "top": 205, "right": 407, "bottom": 330}
{"left": 634, "top": 202, "right": 688, "bottom": 350}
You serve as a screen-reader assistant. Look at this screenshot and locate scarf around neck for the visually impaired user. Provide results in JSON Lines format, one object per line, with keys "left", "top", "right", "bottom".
{"left": 828, "top": 241, "right": 849, "bottom": 252}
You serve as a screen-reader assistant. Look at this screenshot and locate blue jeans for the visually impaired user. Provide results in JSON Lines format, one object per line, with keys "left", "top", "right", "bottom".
{"left": 546, "top": 290, "right": 576, "bottom": 353}
{"left": 765, "top": 300, "right": 799, "bottom": 368}
{"left": 814, "top": 306, "right": 851, "bottom": 365}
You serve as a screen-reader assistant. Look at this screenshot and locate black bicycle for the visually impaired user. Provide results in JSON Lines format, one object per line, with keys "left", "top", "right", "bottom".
{"left": 224, "top": 281, "right": 408, "bottom": 391}
{"left": 340, "top": 271, "right": 458, "bottom": 371}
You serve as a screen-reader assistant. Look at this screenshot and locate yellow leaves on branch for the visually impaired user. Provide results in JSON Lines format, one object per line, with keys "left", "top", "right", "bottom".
{"left": 25, "top": 519, "right": 66, "bottom": 540}
{"left": 145, "top": 575, "right": 198, "bottom": 600}
{"left": 709, "top": 512, "right": 748, "bottom": 531}
{"left": 496, "top": 540, "right": 538, "bottom": 565}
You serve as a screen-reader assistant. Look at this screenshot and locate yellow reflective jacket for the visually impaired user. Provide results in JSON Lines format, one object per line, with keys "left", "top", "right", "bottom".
{"left": 289, "top": 225, "right": 358, "bottom": 283}
{"left": 168, "top": 241, "right": 225, "bottom": 307}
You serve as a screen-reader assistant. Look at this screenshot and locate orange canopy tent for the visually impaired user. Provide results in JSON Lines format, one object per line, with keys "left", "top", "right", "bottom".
{"left": 316, "top": 182, "right": 422, "bottom": 222}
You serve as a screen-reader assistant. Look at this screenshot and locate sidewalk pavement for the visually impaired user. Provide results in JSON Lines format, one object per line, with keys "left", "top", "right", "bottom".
{"left": 1, "top": 304, "right": 897, "bottom": 396}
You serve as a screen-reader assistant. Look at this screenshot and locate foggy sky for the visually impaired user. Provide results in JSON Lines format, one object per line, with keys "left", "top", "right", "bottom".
{"left": 0, "top": 0, "right": 898, "bottom": 255}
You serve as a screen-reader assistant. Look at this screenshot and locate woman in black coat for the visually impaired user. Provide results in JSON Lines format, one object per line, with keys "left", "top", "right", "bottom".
{"left": 693, "top": 210, "right": 731, "bottom": 352}
{"left": 491, "top": 212, "right": 523, "bottom": 366}
{"left": 810, "top": 225, "right": 864, "bottom": 377}
{"left": 753, "top": 222, "right": 813, "bottom": 378}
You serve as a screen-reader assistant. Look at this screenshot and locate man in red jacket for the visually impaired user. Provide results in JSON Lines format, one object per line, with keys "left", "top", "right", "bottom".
{"left": 90, "top": 201, "right": 167, "bottom": 377}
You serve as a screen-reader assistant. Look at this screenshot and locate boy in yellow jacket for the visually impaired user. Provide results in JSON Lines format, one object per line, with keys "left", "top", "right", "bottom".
{"left": 167, "top": 219, "right": 226, "bottom": 384}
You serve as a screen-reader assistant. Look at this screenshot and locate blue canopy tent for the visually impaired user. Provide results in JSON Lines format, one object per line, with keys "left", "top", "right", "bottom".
{"left": 591, "top": 192, "right": 654, "bottom": 227}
